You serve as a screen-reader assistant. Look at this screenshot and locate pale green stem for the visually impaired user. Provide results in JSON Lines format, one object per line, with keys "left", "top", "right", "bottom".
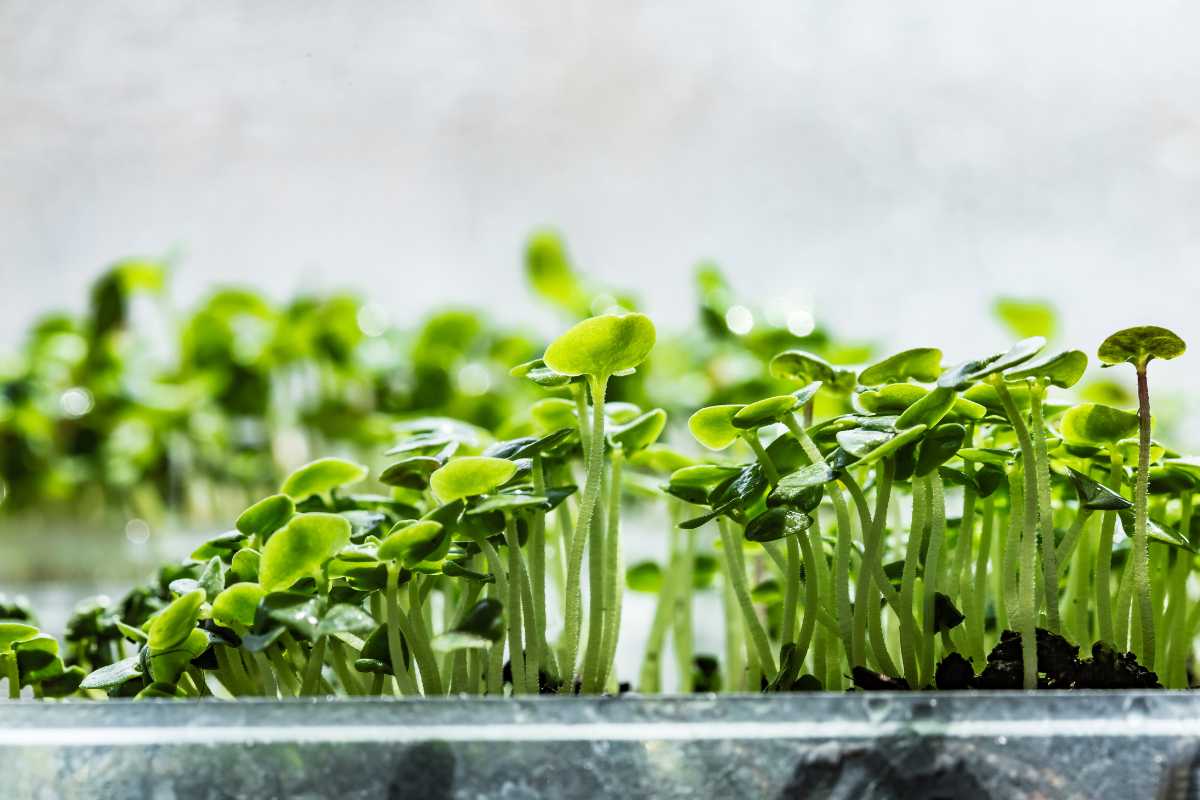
{"left": 674, "top": 508, "right": 695, "bottom": 692}
{"left": 581, "top": 460, "right": 610, "bottom": 692}
{"left": 386, "top": 563, "right": 436, "bottom": 694}
{"left": 993, "top": 380, "right": 1040, "bottom": 690}
{"left": 562, "top": 375, "right": 608, "bottom": 688}
{"left": 503, "top": 518, "right": 527, "bottom": 695}
{"left": 920, "top": 470, "right": 946, "bottom": 687}
{"left": 299, "top": 637, "right": 327, "bottom": 696}
{"left": 794, "top": 524, "right": 821, "bottom": 671}
{"left": 718, "top": 517, "right": 777, "bottom": 677}
{"left": 851, "top": 461, "right": 895, "bottom": 674}
{"left": 529, "top": 454, "right": 549, "bottom": 688}
{"left": 1029, "top": 383, "right": 1060, "bottom": 633}
{"left": 638, "top": 570, "right": 677, "bottom": 693}
{"left": 593, "top": 448, "right": 626, "bottom": 692}
{"left": 898, "top": 471, "right": 928, "bottom": 687}
{"left": 971, "top": 495, "right": 996, "bottom": 663}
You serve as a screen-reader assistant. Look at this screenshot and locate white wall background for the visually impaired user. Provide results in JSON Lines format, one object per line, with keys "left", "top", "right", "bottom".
{"left": 3, "top": 1, "right": 1199, "bottom": 431}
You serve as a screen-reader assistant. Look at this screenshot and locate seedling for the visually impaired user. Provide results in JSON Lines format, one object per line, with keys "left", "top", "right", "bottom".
{"left": 8, "top": 303, "right": 1199, "bottom": 705}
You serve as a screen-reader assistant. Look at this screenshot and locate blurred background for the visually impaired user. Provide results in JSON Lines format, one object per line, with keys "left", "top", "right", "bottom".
{"left": 3, "top": 2, "right": 1199, "bottom": 648}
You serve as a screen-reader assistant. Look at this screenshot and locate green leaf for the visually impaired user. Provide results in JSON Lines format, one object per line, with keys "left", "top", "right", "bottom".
{"left": 281, "top": 458, "right": 368, "bottom": 501}
{"left": 1004, "top": 349, "right": 1088, "bottom": 389}
{"left": 442, "top": 561, "right": 495, "bottom": 583}
{"left": 858, "top": 348, "right": 943, "bottom": 386}
{"left": 837, "top": 429, "right": 894, "bottom": 459}
{"left": 1066, "top": 467, "right": 1132, "bottom": 511}
{"left": 378, "top": 520, "right": 448, "bottom": 567}
{"left": 430, "top": 457, "right": 519, "bottom": 503}
{"left": 466, "top": 493, "right": 550, "bottom": 515}
{"left": 915, "top": 424, "right": 966, "bottom": 477}
{"left": 509, "top": 358, "right": 574, "bottom": 388}
{"left": 938, "top": 337, "right": 1047, "bottom": 390}
{"left": 625, "top": 561, "right": 664, "bottom": 593}
{"left": 13, "top": 635, "right": 62, "bottom": 685}
{"left": 258, "top": 513, "right": 352, "bottom": 592}
{"left": 147, "top": 590, "right": 205, "bottom": 651}
{"left": 732, "top": 395, "right": 799, "bottom": 430}
{"left": 212, "top": 583, "right": 266, "bottom": 629}
{"left": 530, "top": 398, "right": 578, "bottom": 433}
{"left": 687, "top": 404, "right": 745, "bottom": 451}
{"left": 542, "top": 312, "right": 656, "bottom": 378}
{"left": 1099, "top": 326, "right": 1186, "bottom": 368}
{"left": 767, "top": 464, "right": 833, "bottom": 511}
{"left": 745, "top": 508, "right": 812, "bottom": 543}
{"left": 957, "top": 447, "right": 1016, "bottom": 466}
{"left": 80, "top": 656, "right": 143, "bottom": 691}
{"left": 379, "top": 457, "right": 443, "bottom": 490}
{"left": 316, "top": 604, "right": 378, "bottom": 638}
{"left": 851, "top": 425, "right": 928, "bottom": 468}
{"left": 431, "top": 598, "right": 504, "bottom": 654}
{"left": 256, "top": 592, "right": 323, "bottom": 642}
{"left": 792, "top": 381, "right": 824, "bottom": 408}
{"left": 1118, "top": 509, "right": 1193, "bottom": 551}
{"left": 40, "top": 666, "right": 86, "bottom": 697}
{"left": 608, "top": 409, "right": 668, "bottom": 452}
{"left": 236, "top": 494, "right": 295, "bottom": 540}
{"left": 769, "top": 350, "right": 836, "bottom": 384}
{"left": 0, "top": 622, "right": 39, "bottom": 653}
{"left": 896, "top": 386, "right": 957, "bottom": 429}
{"left": 1060, "top": 403, "right": 1140, "bottom": 446}
{"left": 994, "top": 298, "right": 1057, "bottom": 339}
{"left": 628, "top": 445, "right": 695, "bottom": 475}
{"left": 231, "top": 548, "right": 261, "bottom": 583}
{"left": 190, "top": 529, "right": 248, "bottom": 562}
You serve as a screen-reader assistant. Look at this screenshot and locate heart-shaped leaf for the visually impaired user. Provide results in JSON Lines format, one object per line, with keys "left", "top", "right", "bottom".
{"left": 1060, "top": 403, "right": 1140, "bottom": 446}
{"left": 837, "top": 429, "right": 894, "bottom": 459}
{"left": 542, "top": 312, "right": 656, "bottom": 378}
{"left": 732, "top": 395, "right": 799, "bottom": 430}
{"left": 432, "top": 599, "right": 505, "bottom": 654}
{"left": 938, "top": 337, "right": 1046, "bottom": 390}
{"left": 609, "top": 409, "right": 668, "bottom": 452}
{"left": 850, "top": 425, "right": 928, "bottom": 468}
{"left": 688, "top": 405, "right": 745, "bottom": 451}
{"left": 509, "top": 358, "right": 574, "bottom": 388}
{"left": 1004, "top": 349, "right": 1088, "bottom": 388}
{"left": 236, "top": 494, "right": 295, "bottom": 541}
{"left": 744, "top": 508, "right": 813, "bottom": 543}
{"left": 858, "top": 348, "right": 943, "bottom": 386}
{"left": 896, "top": 386, "right": 957, "bottom": 429}
{"left": 281, "top": 458, "right": 369, "bottom": 501}
{"left": 770, "top": 350, "right": 836, "bottom": 384}
{"left": 767, "top": 463, "right": 832, "bottom": 511}
{"left": 259, "top": 513, "right": 352, "bottom": 593}
{"left": 430, "top": 457, "right": 519, "bottom": 503}
{"left": 316, "top": 604, "right": 378, "bottom": 638}
{"left": 147, "top": 590, "right": 205, "bottom": 651}
{"left": 915, "top": 424, "right": 966, "bottom": 477}
{"left": 212, "top": 583, "right": 266, "bottom": 629}
{"left": 378, "top": 520, "right": 448, "bottom": 567}
{"left": 1099, "top": 326, "right": 1186, "bottom": 368}
{"left": 379, "top": 457, "right": 443, "bottom": 490}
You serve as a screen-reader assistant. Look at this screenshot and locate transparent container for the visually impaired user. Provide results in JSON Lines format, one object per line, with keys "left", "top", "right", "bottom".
{"left": 5, "top": 691, "right": 1198, "bottom": 799}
